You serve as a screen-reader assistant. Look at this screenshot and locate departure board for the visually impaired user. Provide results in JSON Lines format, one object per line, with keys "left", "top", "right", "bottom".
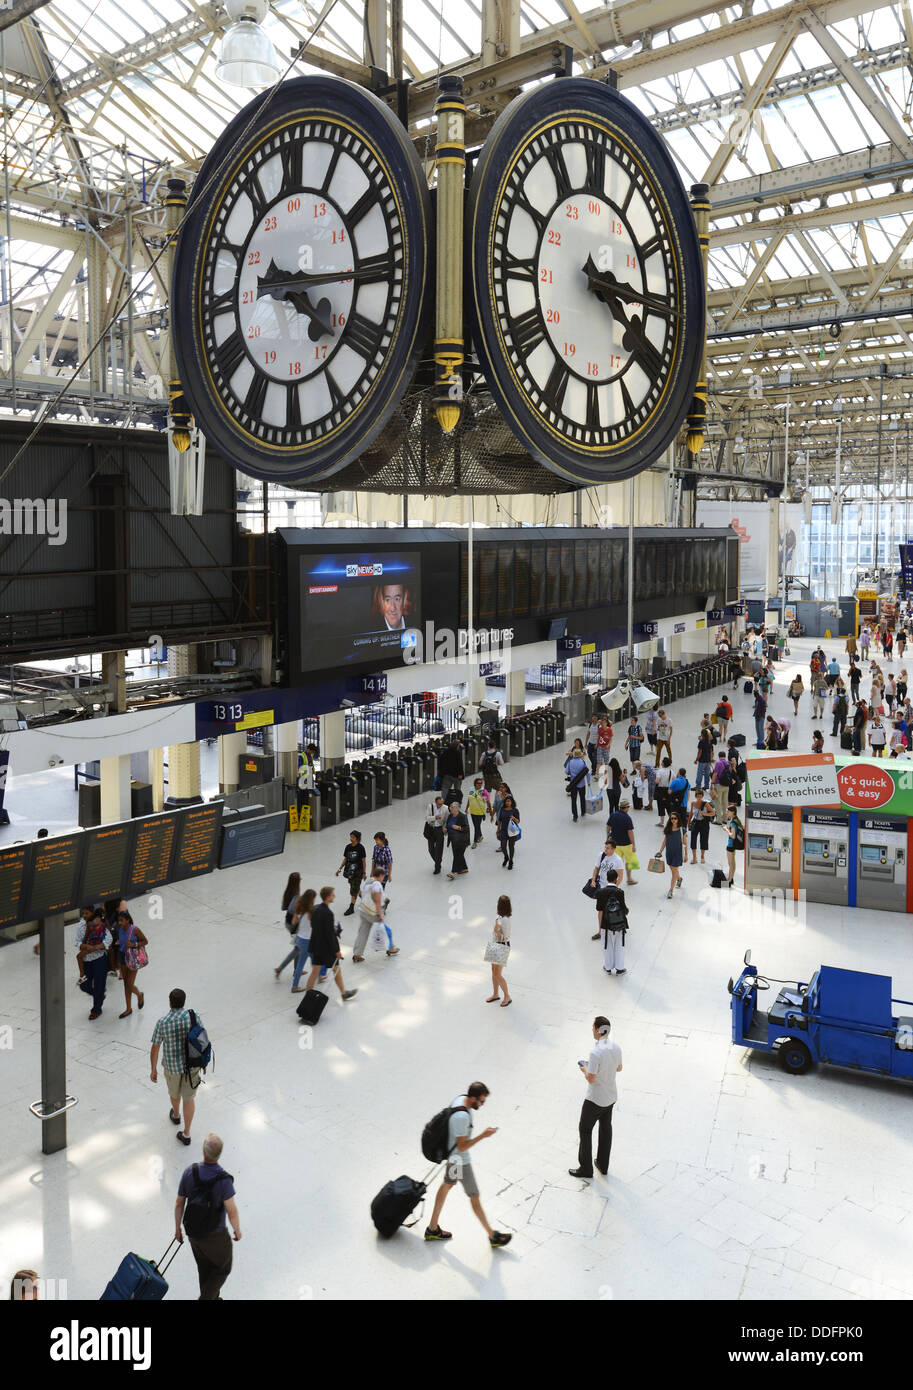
{"left": 25, "top": 833, "right": 84, "bottom": 919}
{"left": 219, "top": 811, "right": 287, "bottom": 869}
{"left": 82, "top": 822, "right": 135, "bottom": 904}
{"left": 128, "top": 812, "right": 179, "bottom": 894}
{"left": 171, "top": 803, "right": 223, "bottom": 882}
{"left": 0, "top": 843, "right": 30, "bottom": 929}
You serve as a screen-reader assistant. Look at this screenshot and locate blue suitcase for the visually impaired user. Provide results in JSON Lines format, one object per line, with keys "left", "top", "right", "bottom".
{"left": 100, "top": 1239, "right": 180, "bottom": 1301}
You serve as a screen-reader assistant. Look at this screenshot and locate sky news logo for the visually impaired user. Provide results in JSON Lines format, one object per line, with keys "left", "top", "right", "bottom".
{"left": 0, "top": 497, "right": 67, "bottom": 544}
{"left": 345, "top": 563, "right": 383, "bottom": 577}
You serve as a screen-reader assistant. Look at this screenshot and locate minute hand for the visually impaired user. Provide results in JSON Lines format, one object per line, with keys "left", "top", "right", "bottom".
{"left": 256, "top": 260, "right": 390, "bottom": 298}
{"left": 582, "top": 255, "right": 680, "bottom": 320}
{"left": 583, "top": 262, "right": 663, "bottom": 378}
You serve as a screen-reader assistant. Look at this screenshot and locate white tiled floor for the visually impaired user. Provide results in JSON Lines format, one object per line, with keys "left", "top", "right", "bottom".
{"left": 2, "top": 637, "right": 913, "bottom": 1301}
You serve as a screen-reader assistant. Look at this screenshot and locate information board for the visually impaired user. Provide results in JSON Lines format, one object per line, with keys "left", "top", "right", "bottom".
{"left": 25, "top": 833, "right": 84, "bottom": 919}
{"left": 171, "top": 803, "right": 223, "bottom": 882}
{"left": 81, "top": 822, "right": 136, "bottom": 904}
{"left": 219, "top": 811, "right": 287, "bottom": 869}
{"left": 128, "top": 813, "right": 179, "bottom": 894}
{"left": 0, "top": 843, "right": 30, "bottom": 929}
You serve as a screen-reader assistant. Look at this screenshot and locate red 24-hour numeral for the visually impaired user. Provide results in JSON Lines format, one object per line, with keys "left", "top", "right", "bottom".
{"left": 546, "top": 308, "right": 560, "bottom": 324}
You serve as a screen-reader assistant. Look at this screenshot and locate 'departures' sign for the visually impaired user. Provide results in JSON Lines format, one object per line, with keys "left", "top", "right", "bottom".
{"left": 746, "top": 753, "right": 841, "bottom": 808}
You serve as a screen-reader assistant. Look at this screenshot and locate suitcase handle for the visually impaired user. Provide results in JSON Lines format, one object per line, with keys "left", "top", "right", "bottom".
{"left": 155, "top": 1237, "right": 183, "bottom": 1276}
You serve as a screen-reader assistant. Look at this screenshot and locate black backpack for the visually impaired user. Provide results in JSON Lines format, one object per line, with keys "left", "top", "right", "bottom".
{"left": 421, "top": 1104, "right": 469, "bottom": 1162}
{"left": 601, "top": 893, "right": 628, "bottom": 931}
{"left": 481, "top": 750, "right": 498, "bottom": 775}
{"left": 183, "top": 1163, "right": 233, "bottom": 1238}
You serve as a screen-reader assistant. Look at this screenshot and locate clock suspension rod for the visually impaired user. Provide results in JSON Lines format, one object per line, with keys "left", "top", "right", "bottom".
{"left": 433, "top": 74, "right": 466, "bottom": 436}
{"left": 685, "top": 181, "right": 710, "bottom": 457}
{"left": 164, "top": 177, "right": 193, "bottom": 456}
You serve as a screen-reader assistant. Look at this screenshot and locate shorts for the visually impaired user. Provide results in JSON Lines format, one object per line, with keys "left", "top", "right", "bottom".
{"left": 615, "top": 844, "right": 635, "bottom": 865}
{"left": 164, "top": 1069, "right": 201, "bottom": 1103}
{"left": 444, "top": 1158, "right": 479, "bottom": 1197}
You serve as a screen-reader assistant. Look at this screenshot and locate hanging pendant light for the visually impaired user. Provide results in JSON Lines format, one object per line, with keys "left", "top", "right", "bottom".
{"left": 217, "top": 0, "right": 281, "bottom": 89}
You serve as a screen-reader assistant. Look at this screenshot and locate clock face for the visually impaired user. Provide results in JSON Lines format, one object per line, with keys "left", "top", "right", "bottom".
{"left": 469, "top": 81, "right": 704, "bottom": 484}
{"left": 172, "top": 77, "right": 430, "bottom": 482}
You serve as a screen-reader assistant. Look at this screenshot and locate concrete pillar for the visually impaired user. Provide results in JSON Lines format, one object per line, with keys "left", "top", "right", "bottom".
{"left": 99, "top": 754, "right": 131, "bottom": 823}
{"left": 150, "top": 747, "right": 165, "bottom": 812}
{"left": 601, "top": 648, "right": 619, "bottom": 683}
{"left": 320, "top": 710, "right": 346, "bottom": 769}
{"left": 167, "top": 741, "right": 201, "bottom": 801}
{"left": 469, "top": 671, "right": 486, "bottom": 704}
{"left": 102, "top": 651, "right": 126, "bottom": 714}
{"left": 275, "top": 719, "right": 299, "bottom": 786}
{"left": 218, "top": 730, "right": 246, "bottom": 794}
{"left": 506, "top": 668, "right": 526, "bottom": 716}
{"left": 569, "top": 656, "right": 583, "bottom": 694}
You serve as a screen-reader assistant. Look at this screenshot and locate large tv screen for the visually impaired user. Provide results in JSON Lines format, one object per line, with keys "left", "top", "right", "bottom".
{"left": 300, "top": 551, "right": 421, "bottom": 669}
{"left": 219, "top": 811, "right": 288, "bottom": 869}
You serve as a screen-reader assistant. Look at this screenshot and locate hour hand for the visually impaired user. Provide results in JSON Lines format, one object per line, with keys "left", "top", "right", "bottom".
{"left": 257, "top": 260, "right": 334, "bottom": 339}
{"left": 582, "top": 255, "right": 679, "bottom": 321}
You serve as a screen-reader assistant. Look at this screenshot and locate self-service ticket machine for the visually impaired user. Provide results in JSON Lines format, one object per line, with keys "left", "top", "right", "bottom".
{"left": 856, "top": 815, "right": 908, "bottom": 913}
{"left": 799, "top": 809, "right": 850, "bottom": 907}
{"left": 745, "top": 805, "right": 794, "bottom": 893}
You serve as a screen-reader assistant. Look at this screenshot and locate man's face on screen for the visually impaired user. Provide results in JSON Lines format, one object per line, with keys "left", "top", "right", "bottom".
{"left": 381, "top": 585, "right": 405, "bottom": 626}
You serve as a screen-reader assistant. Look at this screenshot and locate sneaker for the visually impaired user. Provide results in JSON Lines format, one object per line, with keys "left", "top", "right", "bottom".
{"left": 615, "top": 969, "right": 626, "bottom": 975}
{"left": 489, "top": 1231, "right": 513, "bottom": 1248}
{"left": 168, "top": 1108, "right": 180, "bottom": 1124}
{"left": 176, "top": 1132, "right": 191, "bottom": 1146}
{"left": 424, "top": 1226, "right": 453, "bottom": 1241}
{"left": 342, "top": 990, "right": 358, "bottom": 1001}
{"left": 386, "top": 947, "right": 399, "bottom": 956}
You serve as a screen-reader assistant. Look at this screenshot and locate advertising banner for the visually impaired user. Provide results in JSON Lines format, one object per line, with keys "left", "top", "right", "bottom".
{"left": 697, "top": 500, "right": 769, "bottom": 593}
{"left": 899, "top": 544, "right": 913, "bottom": 597}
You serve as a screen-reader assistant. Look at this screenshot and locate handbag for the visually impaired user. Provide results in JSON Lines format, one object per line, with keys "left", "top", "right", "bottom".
{"left": 123, "top": 927, "right": 148, "bottom": 971}
{"left": 647, "top": 857, "right": 666, "bottom": 874}
{"left": 506, "top": 819, "right": 521, "bottom": 838}
{"left": 369, "top": 922, "right": 386, "bottom": 952}
{"left": 483, "top": 936, "right": 510, "bottom": 965}
{"left": 581, "top": 881, "right": 601, "bottom": 899}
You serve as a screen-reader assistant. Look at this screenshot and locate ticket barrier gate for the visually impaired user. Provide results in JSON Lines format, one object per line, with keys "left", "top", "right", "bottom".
{"left": 855, "top": 816, "right": 908, "bottom": 913}
{"left": 336, "top": 772, "right": 357, "bottom": 822}
{"left": 506, "top": 718, "right": 527, "bottom": 758}
{"left": 351, "top": 764, "right": 376, "bottom": 815}
{"left": 799, "top": 810, "right": 849, "bottom": 907}
{"left": 541, "top": 709, "right": 558, "bottom": 745}
{"left": 745, "top": 806, "right": 794, "bottom": 894}
{"left": 369, "top": 758, "right": 393, "bottom": 808}
{"left": 488, "top": 724, "right": 511, "bottom": 764}
{"left": 315, "top": 773, "right": 340, "bottom": 829}
{"left": 401, "top": 747, "right": 422, "bottom": 797}
{"left": 552, "top": 707, "right": 566, "bottom": 743}
{"left": 390, "top": 750, "right": 409, "bottom": 800}
{"left": 530, "top": 713, "right": 546, "bottom": 752}
{"left": 414, "top": 742, "right": 437, "bottom": 793}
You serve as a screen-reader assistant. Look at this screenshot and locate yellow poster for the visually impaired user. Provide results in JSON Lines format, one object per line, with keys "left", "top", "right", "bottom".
{"left": 236, "top": 709, "right": 274, "bottom": 730}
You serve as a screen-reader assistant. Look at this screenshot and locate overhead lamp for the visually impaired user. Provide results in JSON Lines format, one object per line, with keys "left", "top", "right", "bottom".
{"left": 631, "top": 681, "right": 660, "bottom": 712}
{"left": 217, "top": 0, "right": 281, "bottom": 89}
{"left": 601, "top": 682, "right": 630, "bottom": 712}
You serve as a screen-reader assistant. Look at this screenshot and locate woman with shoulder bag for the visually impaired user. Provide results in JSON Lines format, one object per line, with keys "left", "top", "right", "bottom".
{"left": 275, "top": 871, "right": 303, "bottom": 978}
{"left": 116, "top": 909, "right": 147, "bottom": 1018}
{"left": 605, "top": 758, "right": 625, "bottom": 817}
{"left": 497, "top": 795, "right": 521, "bottom": 870}
{"left": 446, "top": 802, "right": 471, "bottom": 879}
{"left": 726, "top": 805, "right": 744, "bottom": 887}
{"left": 484, "top": 894, "right": 512, "bottom": 1007}
{"left": 658, "top": 810, "right": 685, "bottom": 900}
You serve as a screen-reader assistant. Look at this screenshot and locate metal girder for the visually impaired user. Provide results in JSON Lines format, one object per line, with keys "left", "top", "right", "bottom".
{"left": 712, "top": 190, "right": 913, "bottom": 247}
{"left": 800, "top": 7, "right": 913, "bottom": 160}
{"left": 701, "top": 16, "right": 801, "bottom": 188}
{"left": 708, "top": 290, "right": 913, "bottom": 336}
{"left": 717, "top": 235, "right": 786, "bottom": 330}
{"left": 0, "top": 0, "right": 54, "bottom": 32}
{"left": 711, "top": 144, "right": 913, "bottom": 219}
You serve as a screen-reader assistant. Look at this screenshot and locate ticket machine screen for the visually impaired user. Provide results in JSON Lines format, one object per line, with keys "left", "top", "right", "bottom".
{"left": 860, "top": 845, "right": 883, "bottom": 863}
{"left": 749, "top": 835, "right": 769, "bottom": 852}
{"left": 803, "top": 839, "right": 827, "bottom": 857}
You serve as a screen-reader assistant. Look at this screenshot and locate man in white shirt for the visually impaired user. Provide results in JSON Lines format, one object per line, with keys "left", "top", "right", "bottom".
{"left": 569, "top": 1017, "right": 623, "bottom": 1179}
{"left": 75, "top": 904, "right": 113, "bottom": 1020}
{"left": 424, "top": 794, "right": 447, "bottom": 874}
{"left": 868, "top": 716, "right": 887, "bottom": 757}
{"left": 424, "top": 1082, "right": 512, "bottom": 1248}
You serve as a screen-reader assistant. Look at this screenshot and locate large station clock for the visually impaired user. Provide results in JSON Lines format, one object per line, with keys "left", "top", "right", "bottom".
{"left": 172, "top": 76, "right": 431, "bottom": 482}
{"left": 467, "top": 80, "right": 704, "bottom": 484}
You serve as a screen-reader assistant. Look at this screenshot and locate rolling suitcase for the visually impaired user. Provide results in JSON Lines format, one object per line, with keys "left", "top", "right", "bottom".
{"left": 296, "top": 989, "right": 329, "bottom": 1025}
{"left": 728, "top": 733, "right": 746, "bottom": 747}
{"left": 743, "top": 681, "right": 753, "bottom": 694}
{"left": 840, "top": 729, "right": 853, "bottom": 750}
{"left": 100, "top": 1239, "right": 180, "bottom": 1301}
{"left": 371, "top": 1167, "right": 439, "bottom": 1238}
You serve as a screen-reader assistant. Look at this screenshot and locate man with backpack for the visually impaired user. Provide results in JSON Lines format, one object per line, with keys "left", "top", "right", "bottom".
{"left": 597, "top": 869, "right": 628, "bottom": 975}
{"left": 710, "top": 750, "right": 732, "bottom": 826}
{"left": 175, "top": 1133, "right": 240, "bottom": 1300}
{"left": 479, "top": 740, "right": 504, "bottom": 794}
{"left": 150, "top": 987, "right": 206, "bottom": 1147}
{"left": 423, "top": 1083, "right": 512, "bottom": 1247}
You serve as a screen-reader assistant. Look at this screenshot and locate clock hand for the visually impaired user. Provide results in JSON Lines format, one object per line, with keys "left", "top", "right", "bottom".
{"left": 285, "top": 290, "right": 335, "bottom": 342}
{"left": 582, "top": 258, "right": 663, "bottom": 378}
{"left": 581, "top": 254, "right": 680, "bottom": 320}
{"left": 256, "top": 258, "right": 382, "bottom": 296}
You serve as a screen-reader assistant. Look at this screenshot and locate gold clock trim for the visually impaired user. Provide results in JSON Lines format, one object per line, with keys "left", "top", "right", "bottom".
{"left": 477, "top": 110, "right": 688, "bottom": 462}
{"left": 193, "top": 110, "right": 423, "bottom": 456}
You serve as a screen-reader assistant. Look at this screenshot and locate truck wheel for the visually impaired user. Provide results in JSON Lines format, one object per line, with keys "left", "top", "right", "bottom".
{"left": 779, "top": 1039, "right": 812, "bottom": 1074}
